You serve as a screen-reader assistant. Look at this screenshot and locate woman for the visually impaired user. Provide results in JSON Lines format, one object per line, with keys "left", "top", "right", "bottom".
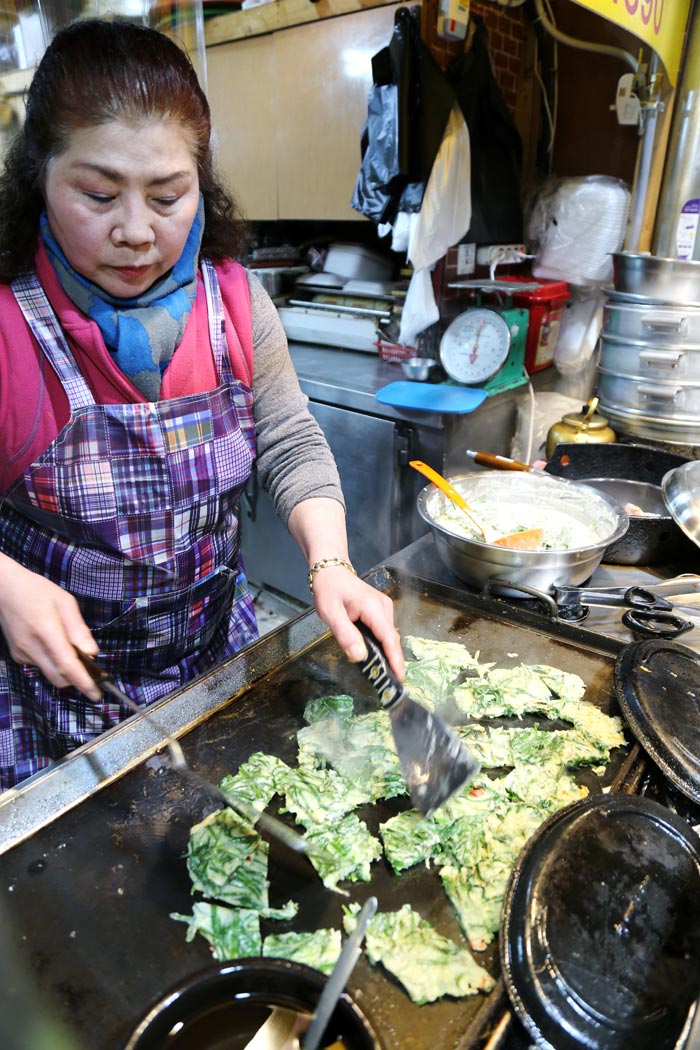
{"left": 0, "top": 18, "right": 403, "bottom": 790}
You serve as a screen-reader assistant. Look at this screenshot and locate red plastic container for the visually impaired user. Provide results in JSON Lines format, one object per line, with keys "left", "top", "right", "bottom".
{"left": 500, "top": 276, "right": 570, "bottom": 373}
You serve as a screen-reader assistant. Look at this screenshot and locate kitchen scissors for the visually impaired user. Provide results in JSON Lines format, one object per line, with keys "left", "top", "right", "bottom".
{"left": 553, "top": 585, "right": 695, "bottom": 639}
{"left": 484, "top": 580, "right": 696, "bottom": 640}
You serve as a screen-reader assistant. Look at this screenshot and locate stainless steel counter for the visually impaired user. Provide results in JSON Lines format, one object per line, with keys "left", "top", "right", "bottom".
{"left": 289, "top": 342, "right": 446, "bottom": 428}
{"left": 288, "top": 342, "right": 561, "bottom": 470}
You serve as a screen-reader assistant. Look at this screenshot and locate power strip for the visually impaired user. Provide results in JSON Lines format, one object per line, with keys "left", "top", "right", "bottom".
{"left": 476, "top": 244, "right": 528, "bottom": 266}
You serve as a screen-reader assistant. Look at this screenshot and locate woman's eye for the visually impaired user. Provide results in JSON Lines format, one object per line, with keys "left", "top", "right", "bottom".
{"left": 153, "top": 197, "right": 178, "bottom": 207}
{"left": 85, "top": 192, "right": 114, "bottom": 203}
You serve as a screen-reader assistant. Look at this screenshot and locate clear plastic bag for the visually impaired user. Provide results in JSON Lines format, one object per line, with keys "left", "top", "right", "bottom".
{"left": 511, "top": 391, "right": 583, "bottom": 463}
{"left": 527, "top": 175, "right": 630, "bottom": 286}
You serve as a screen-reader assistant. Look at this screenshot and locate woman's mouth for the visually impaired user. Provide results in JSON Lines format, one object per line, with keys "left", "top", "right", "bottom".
{"left": 113, "top": 265, "right": 151, "bottom": 279}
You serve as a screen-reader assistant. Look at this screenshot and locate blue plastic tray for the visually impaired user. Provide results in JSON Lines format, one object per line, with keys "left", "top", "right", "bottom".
{"left": 375, "top": 381, "right": 487, "bottom": 414}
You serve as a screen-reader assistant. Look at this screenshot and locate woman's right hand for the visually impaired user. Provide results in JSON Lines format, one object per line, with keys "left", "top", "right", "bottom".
{"left": 0, "top": 554, "right": 102, "bottom": 700}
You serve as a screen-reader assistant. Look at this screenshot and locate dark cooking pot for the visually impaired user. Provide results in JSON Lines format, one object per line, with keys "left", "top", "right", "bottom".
{"left": 545, "top": 442, "right": 700, "bottom": 566}
{"left": 122, "top": 957, "right": 384, "bottom": 1050}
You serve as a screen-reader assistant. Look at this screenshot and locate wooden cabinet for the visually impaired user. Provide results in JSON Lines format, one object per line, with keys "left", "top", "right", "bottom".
{"left": 206, "top": 4, "right": 399, "bottom": 220}
{"left": 207, "top": 34, "right": 279, "bottom": 219}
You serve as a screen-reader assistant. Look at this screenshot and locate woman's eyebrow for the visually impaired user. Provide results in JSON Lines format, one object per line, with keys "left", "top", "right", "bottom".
{"left": 71, "top": 161, "right": 192, "bottom": 186}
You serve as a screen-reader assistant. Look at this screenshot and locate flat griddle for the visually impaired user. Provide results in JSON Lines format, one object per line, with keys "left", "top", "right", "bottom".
{"left": 0, "top": 567, "right": 647, "bottom": 1050}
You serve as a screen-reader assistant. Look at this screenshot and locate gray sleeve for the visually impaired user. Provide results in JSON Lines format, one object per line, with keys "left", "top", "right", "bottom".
{"left": 247, "top": 271, "right": 345, "bottom": 526}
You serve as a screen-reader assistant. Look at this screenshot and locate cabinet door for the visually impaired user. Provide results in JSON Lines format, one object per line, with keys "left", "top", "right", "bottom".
{"left": 206, "top": 5, "right": 398, "bottom": 221}
{"left": 274, "top": 4, "right": 397, "bottom": 219}
{"left": 206, "top": 34, "right": 279, "bottom": 220}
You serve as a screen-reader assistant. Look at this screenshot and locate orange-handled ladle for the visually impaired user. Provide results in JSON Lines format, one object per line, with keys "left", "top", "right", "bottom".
{"left": 409, "top": 460, "right": 544, "bottom": 551}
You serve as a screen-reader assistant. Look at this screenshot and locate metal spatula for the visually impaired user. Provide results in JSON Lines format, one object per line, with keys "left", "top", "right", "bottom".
{"left": 75, "top": 650, "right": 315, "bottom": 856}
{"left": 354, "top": 625, "right": 480, "bottom": 816}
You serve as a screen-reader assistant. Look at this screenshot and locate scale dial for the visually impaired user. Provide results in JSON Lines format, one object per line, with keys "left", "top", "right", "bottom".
{"left": 440, "top": 307, "right": 512, "bottom": 385}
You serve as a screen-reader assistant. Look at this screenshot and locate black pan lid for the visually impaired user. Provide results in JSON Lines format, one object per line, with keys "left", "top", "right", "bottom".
{"left": 614, "top": 639, "right": 700, "bottom": 805}
{"left": 501, "top": 793, "right": 700, "bottom": 1050}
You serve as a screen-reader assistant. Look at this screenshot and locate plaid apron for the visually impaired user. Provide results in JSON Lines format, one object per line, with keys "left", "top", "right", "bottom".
{"left": 0, "top": 260, "right": 258, "bottom": 788}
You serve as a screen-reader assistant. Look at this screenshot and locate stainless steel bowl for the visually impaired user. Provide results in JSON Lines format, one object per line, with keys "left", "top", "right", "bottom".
{"left": 401, "top": 357, "right": 435, "bottom": 381}
{"left": 611, "top": 253, "right": 700, "bottom": 305}
{"left": 662, "top": 461, "right": 700, "bottom": 550}
{"left": 416, "top": 471, "right": 629, "bottom": 593}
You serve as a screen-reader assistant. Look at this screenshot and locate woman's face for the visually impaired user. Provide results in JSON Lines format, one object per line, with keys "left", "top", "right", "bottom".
{"left": 43, "top": 118, "right": 200, "bottom": 298}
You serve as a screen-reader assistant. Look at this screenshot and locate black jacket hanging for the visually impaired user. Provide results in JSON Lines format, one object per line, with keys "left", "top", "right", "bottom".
{"left": 447, "top": 14, "right": 523, "bottom": 244}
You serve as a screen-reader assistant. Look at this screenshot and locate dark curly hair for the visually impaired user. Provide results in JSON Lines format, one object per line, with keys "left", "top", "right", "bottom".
{"left": 0, "top": 17, "right": 248, "bottom": 282}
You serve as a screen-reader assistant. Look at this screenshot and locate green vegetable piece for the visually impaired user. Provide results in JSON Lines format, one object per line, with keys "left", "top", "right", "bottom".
{"left": 343, "top": 902, "right": 495, "bottom": 1004}
{"left": 281, "top": 764, "right": 369, "bottom": 828}
{"left": 529, "top": 664, "right": 586, "bottom": 702}
{"left": 219, "top": 751, "right": 290, "bottom": 813}
{"left": 303, "top": 694, "right": 355, "bottom": 724}
{"left": 186, "top": 808, "right": 269, "bottom": 910}
{"left": 405, "top": 637, "right": 492, "bottom": 674}
{"left": 379, "top": 811, "right": 441, "bottom": 874}
{"left": 304, "top": 812, "right": 383, "bottom": 893}
{"left": 297, "top": 711, "right": 405, "bottom": 803}
{"left": 171, "top": 902, "right": 261, "bottom": 961}
{"left": 261, "top": 900, "right": 299, "bottom": 921}
{"left": 263, "top": 928, "right": 342, "bottom": 975}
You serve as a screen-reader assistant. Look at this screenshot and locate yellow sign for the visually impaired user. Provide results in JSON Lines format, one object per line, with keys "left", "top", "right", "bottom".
{"left": 571, "top": 0, "right": 691, "bottom": 85}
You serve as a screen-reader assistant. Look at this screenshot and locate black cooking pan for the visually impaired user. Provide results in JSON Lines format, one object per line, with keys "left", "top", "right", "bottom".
{"left": 545, "top": 441, "right": 700, "bottom": 566}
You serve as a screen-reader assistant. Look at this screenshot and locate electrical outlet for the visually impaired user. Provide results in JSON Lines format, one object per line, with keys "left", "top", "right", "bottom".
{"left": 476, "top": 244, "right": 527, "bottom": 265}
{"left": 456, "top": 243, "right": 476, "bottom": 275}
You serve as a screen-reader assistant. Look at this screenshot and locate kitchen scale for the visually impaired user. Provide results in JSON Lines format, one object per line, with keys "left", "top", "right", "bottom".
{"left": 442, "top": 280, "right": 536, "bottom": 395}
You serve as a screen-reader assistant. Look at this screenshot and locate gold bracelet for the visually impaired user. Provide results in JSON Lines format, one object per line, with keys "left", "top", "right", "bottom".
{"left": 307, "top": 557, "right": 357, "bottom": 593}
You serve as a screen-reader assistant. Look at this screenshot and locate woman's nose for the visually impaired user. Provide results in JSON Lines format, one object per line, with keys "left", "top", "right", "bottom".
{"left": 111, "top": 200, "right": 155, "bottom": 247}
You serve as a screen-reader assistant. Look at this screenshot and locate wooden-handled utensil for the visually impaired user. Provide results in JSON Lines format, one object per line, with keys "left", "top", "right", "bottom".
{"left": 76, "top": 649, "right": 315, "bottom": 856}
{"left": 354, "top": 624, "right": 480, "bottom": 817}
{"left": 465, "top": 449, "right": 548, "bottom": 474}
{"left": 409, "top": 460, "right": 544, "bottom": 551}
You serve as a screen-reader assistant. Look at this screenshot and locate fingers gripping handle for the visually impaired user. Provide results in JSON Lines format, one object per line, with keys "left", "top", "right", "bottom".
{"left": 355, "top": 622, "right": 404, "bottom": 711}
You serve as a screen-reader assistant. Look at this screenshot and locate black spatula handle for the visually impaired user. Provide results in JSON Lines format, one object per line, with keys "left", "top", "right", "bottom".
{"left": 355, "top": 622, "right": 404, "bottom": 711}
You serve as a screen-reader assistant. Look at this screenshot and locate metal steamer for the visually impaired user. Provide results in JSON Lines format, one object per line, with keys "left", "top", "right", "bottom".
{"left": 598, "top": 258, "right": 700, "bottom": 449}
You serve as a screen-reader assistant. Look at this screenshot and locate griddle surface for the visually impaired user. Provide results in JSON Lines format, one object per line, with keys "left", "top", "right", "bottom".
{"left": 0, "top": 569, "right": 639, "bottom": 1050}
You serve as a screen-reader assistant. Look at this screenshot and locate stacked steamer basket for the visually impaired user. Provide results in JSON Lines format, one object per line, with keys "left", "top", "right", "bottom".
{"left": 597, "top": 253, "right": 700, "bottom": 457}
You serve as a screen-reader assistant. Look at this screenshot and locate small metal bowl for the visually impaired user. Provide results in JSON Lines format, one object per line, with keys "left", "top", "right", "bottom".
{"left": 401, "top": 357, "right": 435, "bottom": 381}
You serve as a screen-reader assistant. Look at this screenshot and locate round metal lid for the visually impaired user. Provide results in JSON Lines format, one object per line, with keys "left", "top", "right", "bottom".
{"left": 614, "top": 639, "right": 700, "bottom": 803}
{"left": 501, "top": 793, "right": 700, "bottom": 1050}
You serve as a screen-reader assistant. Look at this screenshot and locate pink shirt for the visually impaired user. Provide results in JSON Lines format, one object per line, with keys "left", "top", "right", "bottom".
{"left": 0, "top": 245, "right": 253, "bottom": 492}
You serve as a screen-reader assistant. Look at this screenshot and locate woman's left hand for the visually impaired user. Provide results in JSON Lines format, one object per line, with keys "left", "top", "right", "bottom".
{"left": 286, "top": 498, "right": 404, "bottom": 680}
{"left": 310, "top": 564, "right": 405, "bottom": 681}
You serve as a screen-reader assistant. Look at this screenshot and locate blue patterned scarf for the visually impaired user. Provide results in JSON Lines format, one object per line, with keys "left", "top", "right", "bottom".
{"left": 40, "top": 197, "right": 205, "bottom": 401}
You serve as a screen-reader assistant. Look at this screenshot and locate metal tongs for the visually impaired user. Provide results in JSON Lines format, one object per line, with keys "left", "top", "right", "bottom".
{"left": 76, "top": 649, "right": 315, "bottom": 856}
